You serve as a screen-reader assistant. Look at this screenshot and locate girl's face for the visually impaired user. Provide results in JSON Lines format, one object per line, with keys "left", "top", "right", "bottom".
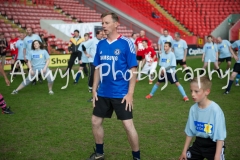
{"left": 34, "top": 41, "right": 40, "bottom": 49}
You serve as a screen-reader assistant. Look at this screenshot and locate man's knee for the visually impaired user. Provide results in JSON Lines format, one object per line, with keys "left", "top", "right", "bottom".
{"left": 92, "top": 115, "right": 103, "bottom": 127}
{"left": 122, "top": 119, "right": 135, "bottom": 131}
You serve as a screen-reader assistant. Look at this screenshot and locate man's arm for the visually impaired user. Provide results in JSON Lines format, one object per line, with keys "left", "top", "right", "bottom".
{"left": 229, "top": 47, "right": 238, "bottom": 61}
{"left": 92, "top": 68, "right": 100, "bottom": 107}
{"left": 121, "top": 67, "right": 137, "bottom": 111}
{"left": 0, "top": 63, "right": 10, "bottom": 86}
{"left": 183, "top": 49, "right": 187, "bottom": 62}
{"left": 23, "top": 48, "right": 27, "bottom": 61}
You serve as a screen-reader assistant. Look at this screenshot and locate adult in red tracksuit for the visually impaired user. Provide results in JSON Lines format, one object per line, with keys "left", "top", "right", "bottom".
{"left": 8, "top": 33, "right": 19, "bottom": 73}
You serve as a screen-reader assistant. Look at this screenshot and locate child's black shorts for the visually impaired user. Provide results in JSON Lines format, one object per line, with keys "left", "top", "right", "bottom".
{"left": 93, "top": 96, "right": 133, "bottom": 120}
{"left": 186, "top": 137, "right": 225, "bottom": 160}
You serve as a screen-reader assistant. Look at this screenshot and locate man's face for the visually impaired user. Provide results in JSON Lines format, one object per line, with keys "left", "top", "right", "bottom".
{"left": 97, "top": 31, "right": 103, "bottom": 39}
{"left": 140, "top": 30, "right": 145, "bottom": 37}
{"left": 217, "top": 38, "right": 222, "bottom": 44}
{"left": 74, "top": 31, "right": 79, "bottom": 37}
{"left": 164, "top": 43, "right": 170, "bottom": 52}
{"left": 174, "top": 34, "right": 180, "bottom": 41}
{"left": 11, "top": 33, "right": 15, "bottom": 39}
{"left": 102, "top": 15, "right": 118, "bottom": 36}
{"left": 26, "top": 28, "right": 32, "bottom": 36}
{"left": 163, "top": 30, "right": 168, "bottom": 37}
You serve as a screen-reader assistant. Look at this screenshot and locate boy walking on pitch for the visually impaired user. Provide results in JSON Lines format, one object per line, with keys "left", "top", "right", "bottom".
{"left": 146, "top": 42, "right": 189, "bottom": 101}
{"left": 179, "top": 76, "right": 226, "bottom": 160}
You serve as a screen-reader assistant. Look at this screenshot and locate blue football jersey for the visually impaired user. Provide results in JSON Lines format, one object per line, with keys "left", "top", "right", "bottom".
{"left": 93, "top": 36, "right": 137, "bottom": 98}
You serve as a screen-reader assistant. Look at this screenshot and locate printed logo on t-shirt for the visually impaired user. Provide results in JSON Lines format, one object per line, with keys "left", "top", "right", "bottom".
{"left": 114, "top": 49, "right": 121, "bottom": 56}
{"left": 219, "top": 45, "right": 224, "bottom": 49}
{"left": 173, "top": 44, "right": 178, "bottom": 48}
{"left": 32, "top": 54, "right": 40, "bottom": 58}
{"left": 206, "top": 46, "right": 212, "bottom": 49}
{"left": 194, "top": 121, "right": 213, "bottom": 134}
{"left": 27, "top": 40, "right": 33, "bottom": 43}
{"left": 20, "top": 43, "right": 23, "bottom": 46}
{"left": 161, "top": 58, "right": 167, "bottom": 62}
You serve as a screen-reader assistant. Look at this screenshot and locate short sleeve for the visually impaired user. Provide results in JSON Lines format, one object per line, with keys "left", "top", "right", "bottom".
{"left": 227, "top": 40, "right": 231, "bottom": 47}
{"left": 78, "top": 43, "right": 83, "bottom": 52}
{"left": 23, "top": 39, "right": 27, "bottom": 49}
{"left": 183, "top": 40, "right": 188, "bottom": 49}
{"left": 27, "top": 51, "right": 32, "bottom": 61}
{"left": 214, "top": 44, "right": 218, "bottom": 52}
{"left": 170, "top": 53, "right": 176, "bottom": 67}
{"left": 184, "top": 108, "right": 195, "bottom": 137}
{"left": 231, "top": 41, "right": 237, "bottom": 49}
{"left": 203, "top": 44, "right": 206, "bottom": 53}
{"left": 126, "top": 41, "right": 138, "bottom": 69}
{"left": 212, "top": 110, "right": 226, "bottom": 141}
{"left": 93, "top": 42, "right": 101, "bottom": 67}
{"left": 44, "top": 50, "right": 50, "bottom": 59}
{"left": 158, "top": 37, "right": 161, "bottom": 45}
{"left": 37, "top": 35, "right": 42, "bottom": 42}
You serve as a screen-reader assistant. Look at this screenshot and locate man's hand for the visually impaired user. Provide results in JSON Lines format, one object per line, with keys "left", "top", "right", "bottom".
{"left": 234, "top": 55, "right": 239, "bottom": 61}
{"left": 121, "top": 93, "right": 134, "bottom": 112}
{"left": 42, "top": 68, "right": 47, "bottom": 74}
{"left": 92, "top": 91, "right": 98, "bottom": 107}
{"left": 183, "top": 57, "right": 186, "bottom": 62}
{"left": 79, "top": 60, "right": 82, "bottom": 64}
{"left": 5, "top": 77, "right": 10, "bottom": 86}
{"left": 87, "top": 54, "right": 92, "bottom": 58}
{"left": 30, "top": 70, "right": 34, "bottom": 76}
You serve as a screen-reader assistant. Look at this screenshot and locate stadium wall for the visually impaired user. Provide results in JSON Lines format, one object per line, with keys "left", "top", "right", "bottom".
{"left": 229, "top": 19, "right": 240, "bottom": 41}
{"left": 211, "top": 14, "right": 240, "bottom": 40}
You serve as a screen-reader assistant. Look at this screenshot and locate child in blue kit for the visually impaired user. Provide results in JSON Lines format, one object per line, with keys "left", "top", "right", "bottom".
{"left": 145, "top": 42, "right": 189, "bottom": 102}
{"left": 179, "top": 76, "right": 226, "bottom": 160}
{"left": 11, "top": 40, "right": 54, "bottom": 95}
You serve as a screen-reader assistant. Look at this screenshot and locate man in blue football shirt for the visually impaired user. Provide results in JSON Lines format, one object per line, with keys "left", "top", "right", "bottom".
{"left": 172, "top": 32, "right": 191, "bottom": 79}
{"left": 158, "top": 29, "right": 173, "bottom": 54}
{"left": 224, "top": 39, "right": 240, "bottom": 94}
{"left": 216, "top": 37, "right": 232, "bottom": 73}
{"left": 87, "top": 12, "right": 140, "bottom": 160}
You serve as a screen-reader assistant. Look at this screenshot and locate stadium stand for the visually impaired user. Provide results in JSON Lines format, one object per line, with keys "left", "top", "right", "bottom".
{"left": 120, "top": 0, "right": 187, "bottom": 36}
{"left": 54, "top": 0, "right": 134, "bottom": 38}
{"left": 155, "top": 0, "right": 240, "bottom": 37}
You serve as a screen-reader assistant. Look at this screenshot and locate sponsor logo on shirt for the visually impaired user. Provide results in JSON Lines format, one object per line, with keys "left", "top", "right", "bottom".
{"left": 194, "top": 121, "right": 213, "bottom": 134}
{"left": 161, "top": 58, "right": 170, "bottom": 63}
{"left": 114, "top": 49, "right": 121, "bottom": 56}
{"left": 219, "top": 45, "right": 224, "bottom": 49}
{"left": 27, "top": 40, "right": 33, "bottom": 43}
{"left": 32, "top": 54, "right": 43, "bottom": 59}
{"left": 100, "top": 55, "right": 118, "bottom": 61}
{"left": 173, "top": 44, "right": 178, "bottom": 48}
{"left": 206, "top": 46, "right": 213, "bottom": 49}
